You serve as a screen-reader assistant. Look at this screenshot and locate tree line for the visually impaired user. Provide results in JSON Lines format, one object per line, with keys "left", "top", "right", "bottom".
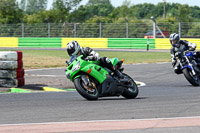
{"left": 0, "top": 0, "right": 200, "bottom": 24}
{"left": 0, "top": 0, "right": 200, "bottom": 38}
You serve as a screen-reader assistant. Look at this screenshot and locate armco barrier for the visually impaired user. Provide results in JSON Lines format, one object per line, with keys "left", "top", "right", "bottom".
{"left": 0, "top": 37, "right": 199, "bottom": 50}
{"left": 0, "top": 37, "right": 18, "bottom": 47}
{"left": 62, "top": 38, "right": 108, "bottom": 48}
{"left": 155, "top": 38, "right": 170, "bottom": 49}
{"left": 0, "top": 51, "right": 24, "bottom": 87}
{"left": 108, "top": 38, "right": 155, "bottom": 49}
{"left": 155, "top": 38, "right": 200, "bottom": 50}
{"left": 19, "top": 38, "right": 61, "bottom": 48}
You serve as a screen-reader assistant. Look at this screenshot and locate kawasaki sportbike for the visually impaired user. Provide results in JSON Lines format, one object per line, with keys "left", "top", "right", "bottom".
{"left": 65, "top": 55, "right": 139, "bottom": 100}
{"left": 174, "top": 51, "right": 200, "bottom": 86}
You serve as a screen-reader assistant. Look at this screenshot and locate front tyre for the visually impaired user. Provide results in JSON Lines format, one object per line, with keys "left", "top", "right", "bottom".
{"left": 121, "top": 73, "right": 139, "bottom": 99}
{"left": 74, "top": 77, "right": 99, "bottom": 100}
{"left": 182, "top": 68, "right": 200, "bottom": 86}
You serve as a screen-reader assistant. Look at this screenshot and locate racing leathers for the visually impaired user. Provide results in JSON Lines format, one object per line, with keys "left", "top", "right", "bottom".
{"left": 80, "top": 47, "right": 100, "bottom": 61}
{"left": 80, "top": 47, "right": 123, "bottom": 78}
{"left": 170, "top": 40, "right": 196, "bottom": 74}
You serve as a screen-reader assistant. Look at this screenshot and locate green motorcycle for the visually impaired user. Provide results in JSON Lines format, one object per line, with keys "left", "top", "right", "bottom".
{"left": 65, "top": 55, "right": 139, "bottom": 100}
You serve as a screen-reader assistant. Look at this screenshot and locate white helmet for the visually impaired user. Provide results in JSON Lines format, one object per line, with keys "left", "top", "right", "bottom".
{"left": 66, "top": 41, "right": 81, "bottom": 56}
{"left": 169, "top": 33, "right": 180, "bottom": 47}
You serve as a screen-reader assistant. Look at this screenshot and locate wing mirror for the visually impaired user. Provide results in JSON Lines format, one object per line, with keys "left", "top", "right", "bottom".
{"left": 65, "top": 61, "right": 70, "bottom": 66}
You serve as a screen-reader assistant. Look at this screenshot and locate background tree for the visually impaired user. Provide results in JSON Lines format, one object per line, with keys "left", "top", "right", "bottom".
{"left": 52, "top": 0, "right": 82, "bottom": 11}
{"left": 86, "top": 0, "right": 111, "bottom": 6}
{"left": 67, "top": 5, "right": 89, "bottom": 22}
{"left": 20, "top": 0, "right": 47, "bottom": 14}
{"left": 178, "top": 4, "right": 192, "bottom": 22}
{"left": 0, "top": 0, "right": 23, "bottom": 24}
{"left": 191, "top": 6, "right": 200, "bottom": 20}
{"left": 85, "top": 0, "right": 114, "bottom": 17}
{"left": 52, "top": 0, "right": 82, "bottom": 22}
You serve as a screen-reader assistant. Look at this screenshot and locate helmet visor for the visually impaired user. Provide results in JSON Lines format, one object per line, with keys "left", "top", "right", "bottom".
{"left": 172, "top": 40, "right": 177, "bottom": 45}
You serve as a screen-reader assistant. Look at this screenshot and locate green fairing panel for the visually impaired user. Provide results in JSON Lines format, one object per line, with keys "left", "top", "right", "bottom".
{"left": 110, "top": 58, "right": 119, "bottom": 66}
{"left": 73, "top": 75, "right": 81, "bottom": 81}
{"left": 81, "top": 64, "right": 109, "bottom": 84}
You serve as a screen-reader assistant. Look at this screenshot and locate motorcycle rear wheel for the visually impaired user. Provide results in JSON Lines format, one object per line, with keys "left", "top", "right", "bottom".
{"left": 74, "top": 76, "right": 99, "bottom": 100}
{"left": 121, "top": 73, "right": 139, "bottom": 99}
{"left": 182, "top": 68, "right": 200, "bottom": 86}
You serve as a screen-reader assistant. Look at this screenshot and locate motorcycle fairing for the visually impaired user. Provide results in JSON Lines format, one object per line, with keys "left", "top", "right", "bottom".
{"left": 182, "top": 65, "right": 193, "bottom": 70}
{"left": 100, "top": 74, "right": 124, "bottom": 96}
{"left": 81, "top": 63, "right": 109, "bottom": 84}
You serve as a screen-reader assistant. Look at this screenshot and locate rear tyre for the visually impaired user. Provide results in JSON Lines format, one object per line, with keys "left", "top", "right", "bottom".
{"left": 182, "top": 68, "right": 200, "bottom": 86}
{"left": 121, "top": 73, "right": 139, "bottom": 99}
{"left": 74, "top": 76, "right": 99, "bottom": 100}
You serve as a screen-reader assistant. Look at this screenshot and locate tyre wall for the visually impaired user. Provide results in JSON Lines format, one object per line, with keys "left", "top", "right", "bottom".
{"left": 0, "top": 51, "right": 25, "bottom": 87}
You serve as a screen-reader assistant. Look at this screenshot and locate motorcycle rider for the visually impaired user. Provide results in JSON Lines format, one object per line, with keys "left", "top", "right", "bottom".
{"left": 169, "top": 33, "right": 197, "bottom": 74}
{"left": 66, "top": 41, "right": 123, "bottom": 78}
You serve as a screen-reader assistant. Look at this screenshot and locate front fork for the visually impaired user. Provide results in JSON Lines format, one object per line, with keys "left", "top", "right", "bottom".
{"left": 181, "top": 56, "right": 196, "bottom": 75}
{"left": 81, "top": 75, "right": 96, "bottom": 89}
{"left": 81, "top": 75, "right": 91, "bottom": 86}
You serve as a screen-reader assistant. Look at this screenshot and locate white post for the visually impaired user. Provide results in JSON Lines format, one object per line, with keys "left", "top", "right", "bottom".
{"left": 74, "top": 23, "right": 76, "bottom": 38}
{"left": 126, "top": 22, "right": 129, "bottom": 38}
{"left": 22, "top": 22, "right": 24, "bottom": 38}
{"left": 153, "top": 21, "right": 156, "bottom": 38}
{"left": 48, "top": 22, "right": 50, "bottom": 38}
{"left": 177, "top": 18, "right": 181, "bottom": 38}
{"left": 99, "top": 22, "right": 102, "bottom": 38}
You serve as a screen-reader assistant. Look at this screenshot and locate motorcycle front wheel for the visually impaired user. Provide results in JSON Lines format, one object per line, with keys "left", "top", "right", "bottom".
{"left": 121, "top": 73, "right": 139, "bottom": 99}
{"left": 74, "top": 76, "right": 99, "bottom": 100}
{"left": 182, "top": 68, "right": 200, "bottom": 86}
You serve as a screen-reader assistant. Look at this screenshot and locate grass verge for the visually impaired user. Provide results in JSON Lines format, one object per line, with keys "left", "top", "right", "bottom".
{"left": 1, "top": 49, "right": 171, "bottom": 69}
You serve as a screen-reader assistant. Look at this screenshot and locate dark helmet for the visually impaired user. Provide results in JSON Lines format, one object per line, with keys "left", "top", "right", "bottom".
{"left": 169, "top": 33, "right": 180, "bottom": 47}
{"left": 66, "top": 41, "right": 81, "bottom": 56}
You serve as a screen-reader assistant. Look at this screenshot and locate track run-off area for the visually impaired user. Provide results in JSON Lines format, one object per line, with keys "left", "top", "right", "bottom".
{"left": 1, "top": 63, "right": 200, "bottom": 132}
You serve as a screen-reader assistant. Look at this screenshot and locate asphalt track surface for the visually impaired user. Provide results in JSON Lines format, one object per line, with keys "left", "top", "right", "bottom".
{"left": 1, "top": 63, "right": 200, "bottom": 132}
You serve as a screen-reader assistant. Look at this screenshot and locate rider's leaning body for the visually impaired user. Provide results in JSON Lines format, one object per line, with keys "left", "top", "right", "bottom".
{"left": 66, "top": 41, "right": 123, "bottom": 78}
{"left": 169, "top": 33, "right": 197, "bottom": 74}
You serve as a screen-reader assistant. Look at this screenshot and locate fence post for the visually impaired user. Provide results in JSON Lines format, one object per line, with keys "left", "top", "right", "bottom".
{"left": 22, "top": 22, "right": 24, "bottom": 38}
{"left": 151, "top": 16, "right": 156, "bottom": 38}
{"left": 147, "top": 36, "right": 149, "bottom": 51}
{"left": 99, "top": 22, "right": 102, "bottom": 38}
{"left": 74, "top": 23, "right": 76, "bottom": 38}
{"left": 48, "top": 22, "right": 50, "bottom": 38}
{"left": 177, "top": 18, "right": 181, "bottom": 38}
{"left": 151, "top": 16, "right": 166, "bottom": 38}
{"left": 98, "top": 18, "right": 102, "bottom": 38}
{"left": 126, "top": 22, "right": 129, "bottom": 38}
{"left": 124, "top": 18, "right": 129, "bottom": 38}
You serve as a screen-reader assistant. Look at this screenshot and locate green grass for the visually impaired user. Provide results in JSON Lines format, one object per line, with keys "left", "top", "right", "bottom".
{"left": 0, "top": 49, "right": 171, "bottom": 69}
{"left": 98, "top": 51, "right": 171, "bottom": 64}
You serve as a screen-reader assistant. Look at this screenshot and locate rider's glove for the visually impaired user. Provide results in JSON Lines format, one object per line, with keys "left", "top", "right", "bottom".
{"left": 85, "top": 56, "right": 95, "bottom": 61}
{"left": 175, "top": 52, "right": 180, "bottom": 57}
{"left": 189, "top": 47, "right": 195, "bottom": 51}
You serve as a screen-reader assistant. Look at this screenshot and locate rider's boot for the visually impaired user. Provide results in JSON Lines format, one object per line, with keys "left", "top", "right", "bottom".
{"left": 103, "top": 57, "right": 124, "bottom": 79}
{"left": 114, "top": 69, "right": 124, "bottom": 79}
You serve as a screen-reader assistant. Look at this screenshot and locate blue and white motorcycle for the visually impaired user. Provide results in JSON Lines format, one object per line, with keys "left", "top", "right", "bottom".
{"left": 175, "top": 51, "right": 200, "bottom": 86}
